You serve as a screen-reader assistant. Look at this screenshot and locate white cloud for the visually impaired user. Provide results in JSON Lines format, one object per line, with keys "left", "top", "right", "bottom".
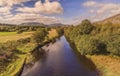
{"left": 16, "top": 0, "right": 63, "bottom": 14}
{"left": 0, "top": 0, "right": 31, "bottom": 17}
{"left": 0, "top": 0, "right": 63, "bottom": 24}
{"left": 0, "top": 0, "right": 31, "bottom": 6}
{"left": 0, "top": 6, "right": 11, "bottom": 14}
{"left": 0, "top": 13, "right": 61, "bottom": 24}
{"left": 83, "top": 1, "right": 97, "bottom": 7}
{"left": 83, "top": 1, "right": 120, "bottom": 21}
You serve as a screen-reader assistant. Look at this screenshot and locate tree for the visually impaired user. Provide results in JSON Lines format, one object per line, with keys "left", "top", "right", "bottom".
{"left": 78, "top": 19, "right": 94, "bottom": 34}
{"left": 76, "top": 35, "right": 106, "bottom": 55}
{"left": 106, "top": 33, "right": 120, "bottom": 56}
{"left": 32, "top": 29, "right": 48, "bottom": 45}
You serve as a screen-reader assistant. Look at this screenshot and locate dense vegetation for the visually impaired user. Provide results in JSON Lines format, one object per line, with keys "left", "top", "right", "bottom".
{"left": 64, "top": 19, "right": 120, "bottom": 56}
{"left": 64, "top": 19, "right": 120, "bottom": 76}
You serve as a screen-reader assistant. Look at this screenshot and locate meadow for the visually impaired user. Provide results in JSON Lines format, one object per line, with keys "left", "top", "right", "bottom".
{"left": 87, "top": 55, "right": 120, "bottom": 76}
{"left": 0, "top": 32, "right": 16, "bottom": 36}
{"left": 0, "top": 32, "right": 33, "bottom": 43}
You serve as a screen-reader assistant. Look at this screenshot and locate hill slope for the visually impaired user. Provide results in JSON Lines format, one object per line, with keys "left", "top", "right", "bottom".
{"left": 97, "top": 13, "right": 120, "bottom": 24}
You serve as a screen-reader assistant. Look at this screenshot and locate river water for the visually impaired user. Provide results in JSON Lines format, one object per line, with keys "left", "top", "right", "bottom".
{"left": 21, "top": 36, "right": 99, "bottom": 76}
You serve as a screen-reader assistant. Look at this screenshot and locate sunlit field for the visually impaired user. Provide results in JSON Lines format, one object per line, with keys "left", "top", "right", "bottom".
{"left": 0, "top": 32, "right": 33, "bottom": 43}
{"left": 87, "top": 55, "right": 120, "bottom": 76}
{"left": 0, "top": 32, "right": 16, "bottom": 36}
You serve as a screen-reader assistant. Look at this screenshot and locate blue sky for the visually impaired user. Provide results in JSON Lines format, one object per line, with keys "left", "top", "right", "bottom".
{"left": 0, "top": 0, "right": 120, "bottom": 24}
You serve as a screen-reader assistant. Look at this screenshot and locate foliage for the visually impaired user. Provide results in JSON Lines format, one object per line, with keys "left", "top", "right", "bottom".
{"left": 64, "top": 19, "right": 120, "bottom": 56}
{"left": 32, "top": 29, "right": 48, "bottom": 44}
{"left": 0, "top": 25, "right": 60, "bottom": 75}
{"left": 106, "top": 33, "right": 120, "bottom": 56}
{"left": 75, "top": 35, "right": 106, "bottom": 55}
{"left": 78, "top": 19, "right": 94, "bottom": 35}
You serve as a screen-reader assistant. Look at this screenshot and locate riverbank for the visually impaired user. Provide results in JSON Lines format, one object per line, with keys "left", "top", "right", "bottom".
{"left": 64, "top": 35, "right": 120, "bottom": 76}
{"left": 87, "top": 55, "right": 120, "bottom": 76}
{"left": 63, "top": 20, "right": 120, "bottom": 76}
{"left": 21, "top": 36, "right": 99, "bottom": 76}
{"left": 64, "top": 36, "right": 99, "bottom": 71}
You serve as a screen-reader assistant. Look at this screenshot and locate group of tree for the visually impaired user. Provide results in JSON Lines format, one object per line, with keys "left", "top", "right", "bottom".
{"left": 64, "top": 19, "right": 120, "bottom": 56}
{"left": 0, "top": 24, "right": 47, "bottom": 33}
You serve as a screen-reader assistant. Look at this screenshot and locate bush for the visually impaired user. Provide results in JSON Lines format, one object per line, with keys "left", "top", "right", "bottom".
{"left": 75, "top": 35, "right": 106, "bottom": 55}
{"left": 17, "top": 38, "right": 30, "bottom": 44}
{"left": 32, "top": 29, "right": 48, "bottom": 44}
{"left": 78, "top": 19, "right": 94, "bottom": 35}
{"left": 106, "top": 33, "right": 120, "bottom": 56}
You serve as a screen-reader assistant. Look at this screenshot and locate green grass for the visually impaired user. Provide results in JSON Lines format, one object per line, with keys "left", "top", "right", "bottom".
{"left": 0, "top": 32, "right": 33, "bottom": 43}
{"left": 0, "top": 32, "right": 16, "bottom": 36}
{"left": 17, "top": 43, "right": 36, "bottom": 53}
{"left": 0, "top": 54, "right": 26, "bottom": 76}
{"left": 0, "top": 42, "right": 36, "bottom": 76}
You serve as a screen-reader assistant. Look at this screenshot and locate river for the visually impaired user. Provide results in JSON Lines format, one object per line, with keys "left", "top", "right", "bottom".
{"left": 21, "top": 36, "right": 99, "bottom": 76}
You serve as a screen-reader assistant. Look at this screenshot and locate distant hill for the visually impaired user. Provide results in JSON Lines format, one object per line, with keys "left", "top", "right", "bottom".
{"left": 20, "top": 22, "right": 64, "bottom": 26}
{"left": 19, "top": 22, "right": 46, "bottom": 26}
{"left": 0, "top": 23, "right": 16, "bottom": 26}
{"left": 48, "top": 23, "right": 64, "bottom": 26}
{"left": 97, "top": 13, "right": 120, "bottom": 24}
{"left": 0, "top": 22, "right": 64, "bottom": 27}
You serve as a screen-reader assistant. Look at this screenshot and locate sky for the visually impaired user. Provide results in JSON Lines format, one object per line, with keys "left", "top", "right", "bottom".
{"left": 0, "top": 0, "right": 120, "bottom": 25}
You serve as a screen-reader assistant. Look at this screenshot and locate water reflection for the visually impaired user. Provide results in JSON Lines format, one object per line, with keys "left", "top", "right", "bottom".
{"left": 21, "top": 36, "right": 100, "bottom": 76}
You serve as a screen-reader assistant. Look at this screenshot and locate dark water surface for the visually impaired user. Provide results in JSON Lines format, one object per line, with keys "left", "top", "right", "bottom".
{"left": 21, "top": 36, "right": 99, "bottom": 76}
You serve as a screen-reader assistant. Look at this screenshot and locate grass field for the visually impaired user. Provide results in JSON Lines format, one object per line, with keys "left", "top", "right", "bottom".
{"left": 87, "top": 55, "right": 120, "bottom": 76}
{"left": 0, "top": 32, "right": 33, "bottom": 43}
{"left": 0, "top": 32, "right": 16, "bottom": 36}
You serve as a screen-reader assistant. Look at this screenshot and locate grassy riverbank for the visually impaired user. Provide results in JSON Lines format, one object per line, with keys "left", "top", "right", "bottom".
{"left": 1, "top": 55, "right": 26, "bottom": 76}
{"left": 87, "top": 55, "right": 120, "bottom": 76}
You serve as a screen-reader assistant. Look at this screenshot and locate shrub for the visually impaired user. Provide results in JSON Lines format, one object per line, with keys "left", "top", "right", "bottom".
{"left": 75, "top": 35, "right": 106, "bottom": 55}
{"left": 78, "top": 19, "right": 94, "bottom": 35}
{"left": 32, "top": 29, "right": 48, "bottom": 44}
{"left": 106, "top": 33, "right": 120, "bottom": 56}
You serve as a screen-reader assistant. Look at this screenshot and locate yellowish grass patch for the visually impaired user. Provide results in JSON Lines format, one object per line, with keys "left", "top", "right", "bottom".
{"left": 48, "top": 29, "right": 58, "bottom": 39}
{"left": 87, "top": 55, "right": 120, "bottom": 76}
{"left": 0, "top": 32, "right": 33, "bottom": 43}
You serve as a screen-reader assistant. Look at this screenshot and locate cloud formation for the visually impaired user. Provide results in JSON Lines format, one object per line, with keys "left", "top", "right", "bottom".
{"left": 16, "top": 0, "right": 63, "bottom": 14}
{"left": 0, "top": 0, "right": 63, "bottom": 24}
{"left": 83, "top": 1, "right": 120, "bottom": 21}
{"left": 0, "top": 0, "right": 31, "bottom": 14}
{"left": 1, "top": 13, "right": 61, "bottom": 24}
{"left": 0, "top": 0, "right": 31, "bottom": 6}
{"left": 0, "top": 6, "right": 11, "bottom": 14}
{"left": 83, "top": 1, "right": 97, "bottom": 7}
